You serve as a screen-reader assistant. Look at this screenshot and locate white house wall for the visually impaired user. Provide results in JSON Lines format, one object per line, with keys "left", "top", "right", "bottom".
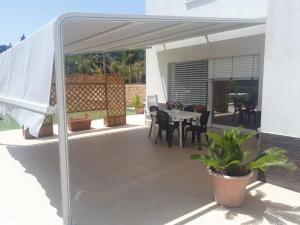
{"left": 146, "top": 0, "right": 266, "bottom": 110}
{"left": 146, "top": 34, "right": 265, "bottom": 107}
{"left": 261, "top": 0, "right": 300, "bottom": 139}
{"left": 146, "top": 0, "right": 267, "bottom": 18}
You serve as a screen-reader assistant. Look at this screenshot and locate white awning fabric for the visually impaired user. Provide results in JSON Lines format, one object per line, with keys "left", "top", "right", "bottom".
{"left": 0, "top": 21, "right": 55, "bottom": 136}
{"left": 62, "top": 13, "right": 265, "bottom": 54}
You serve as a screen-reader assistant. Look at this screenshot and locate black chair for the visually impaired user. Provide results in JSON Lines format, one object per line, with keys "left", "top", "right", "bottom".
{"left": 184, "top": 105, "right": 194, "bottom": 112}
{"left": 183, "top": 111, "right": 210, "bottom": 150}
{"left": 182, "top": 105, "right": 194, "bottom": 128}
{"left": 148, "top": 105, "right": 159, "bottom": 137}
{"left": 166, "top": 101, "right": 173, "bottom": 110}
{"left": 256, "top": 110, "right": 261, "bottom": 129}
{"left": 244, "top": 101, "right": 257, "bottom": 123}
{"left": 155, "top": 110, "right": 174, "bottom": 147}
{"left": 232, "top": 99, "right": 243, "bottom": 122}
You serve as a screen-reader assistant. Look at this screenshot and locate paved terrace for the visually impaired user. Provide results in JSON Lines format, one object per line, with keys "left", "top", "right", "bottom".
{"left": 0, "top": 115, "right": 299, "bottom": 225}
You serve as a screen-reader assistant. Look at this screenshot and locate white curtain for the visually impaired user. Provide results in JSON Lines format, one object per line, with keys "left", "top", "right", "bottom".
{"left": 0, "top": 21, "right": 55, "bottom": 136}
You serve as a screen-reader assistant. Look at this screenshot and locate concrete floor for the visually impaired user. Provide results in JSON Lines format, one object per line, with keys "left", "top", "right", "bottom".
{"left": 0, "top": 115, "right": 299, "bottom": 225}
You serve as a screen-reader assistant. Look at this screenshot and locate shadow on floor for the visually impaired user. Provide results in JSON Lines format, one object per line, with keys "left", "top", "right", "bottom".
{"left": 223, "top": 190, "right": 300, "bottom": 225}
{"left": 1, "top": 124, "right": 143, "bottom": 147}
{"left": 6, "top": 128, "right": 214, "bottom": 225}
{"left": 5, "top": 127, "right": 272, "bottom": 225}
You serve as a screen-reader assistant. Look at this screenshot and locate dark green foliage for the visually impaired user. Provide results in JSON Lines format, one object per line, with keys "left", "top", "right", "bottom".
{"left": 191, "top": 127, "right": 297, "bottom": 176}
{"left": 20, "top": 34, "right": 25, "bottom": 41}
{"left": 0, "top": 43, "right": 12, "bottom": 54}
{"left": 65, "top": 50, "right": 145, "bottom": 84}
{"left": 132, "top": 95, "right": 144, "bottom": 108}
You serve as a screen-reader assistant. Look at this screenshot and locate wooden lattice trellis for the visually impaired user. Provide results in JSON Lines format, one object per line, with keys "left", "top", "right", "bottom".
{"left": 50, "top": 74, "right": 126, "bottom": 126}
{"left": 51, "top": 83, "right": 106, "bottom": 113}
{"left": 104, "top": 74, "right": 126, "bottom": 126}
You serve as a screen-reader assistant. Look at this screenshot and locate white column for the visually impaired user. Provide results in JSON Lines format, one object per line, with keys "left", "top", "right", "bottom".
{"left": 261, "top": 0, "right": 300, "bottom": 138}
{"left": 54, "top": 21, "right": 73, "bottom": 225}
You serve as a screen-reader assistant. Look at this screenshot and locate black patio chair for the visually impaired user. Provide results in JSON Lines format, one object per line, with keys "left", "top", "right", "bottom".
{"left": 183, "top": 105, "right": 195, "bottom": 127}
{"left": 183, "top": 105, "right": 195, "bottom": 125}
{"left": 244, "top": 101, "right": 257, "bottom": 123}
{"left": 155, "top": 110, "right": 174, "bottom": 147}
{"left": 232, "top": 99, "right": 244, "bottom": 123}
{"left": 256, "top": 110, "right": 261, "bottom": 129}
{"left": 184, "top": 105, "right": 194, "bottom": 112}
{"left": 183, "top": 111, "right": 210, "bottom": 150}
{"left": 148, "top": 105, "right": 159, "bottom": 137}
{"left": 166, "top": 101, "right": 173, "bottom": 110}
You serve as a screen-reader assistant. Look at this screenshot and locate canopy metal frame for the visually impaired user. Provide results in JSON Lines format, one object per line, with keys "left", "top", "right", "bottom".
{"left": 0, "top": 13, "right": 265, "bottom": 225}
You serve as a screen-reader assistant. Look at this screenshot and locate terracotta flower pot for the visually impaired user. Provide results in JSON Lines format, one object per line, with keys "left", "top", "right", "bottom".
{"left": 208, "top": 167, "right": 253, "bottom": 207}
{"left": 104, "top": 116, "right": 126, "bottom": 127}
{"left": 135, "top": 107, "right": 144, "bottom": 114}
{"left": 22, "top": 124, "right": 54, "bottom": 139}
{"left": 68, "top": 118, "right": 91, "bottom": 132}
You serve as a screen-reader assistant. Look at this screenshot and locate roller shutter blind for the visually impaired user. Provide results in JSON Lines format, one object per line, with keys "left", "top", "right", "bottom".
{"left": 168, "top": 60, "right": 208, "bottom": 105}
{"left": 208, "top": 54, "right": 260, "bottom": 80}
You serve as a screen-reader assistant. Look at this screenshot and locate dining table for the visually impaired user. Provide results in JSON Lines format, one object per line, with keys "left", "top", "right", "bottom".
{"left": 151, "top": 109, "right": 202, "bottom": 148}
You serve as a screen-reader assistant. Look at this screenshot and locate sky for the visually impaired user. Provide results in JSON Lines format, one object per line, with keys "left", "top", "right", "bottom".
{"left": 0, "top": 0, "right": 145, "bottom": 45}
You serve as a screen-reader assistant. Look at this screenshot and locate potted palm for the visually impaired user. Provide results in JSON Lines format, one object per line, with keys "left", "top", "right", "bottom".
{"left": 132, "top": 95, "right": 144, "bottom": 114}
{"left": 191, "top": 127, "right": 297, "bottom": 208}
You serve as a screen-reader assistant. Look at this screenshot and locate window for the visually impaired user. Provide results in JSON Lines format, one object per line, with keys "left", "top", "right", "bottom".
{"left": 208, "top": 54, "right": 260, "bottom": 80}
{"left": 168, "top": 60, "right": 208, "bottom": 105}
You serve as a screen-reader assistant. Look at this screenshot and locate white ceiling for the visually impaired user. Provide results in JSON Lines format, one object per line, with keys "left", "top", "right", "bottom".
{"left": 60, "top": 13, "right": 265, "bottom": 54}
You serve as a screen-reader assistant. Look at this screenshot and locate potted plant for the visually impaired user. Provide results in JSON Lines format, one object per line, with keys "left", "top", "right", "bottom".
{"left": 104, "top": 113, "right": 126, "bottom": 127}
{"left": 191, "top": 127, "right": 297, "bottom": 208}
{"left": 132, "top": 95, "right": 144, "bottom": 114}
{"left": 23, "top": 116, "right": 54, "bottom": 139}
{"left": 68, "top": 114, "right": 92, "bottom": 132}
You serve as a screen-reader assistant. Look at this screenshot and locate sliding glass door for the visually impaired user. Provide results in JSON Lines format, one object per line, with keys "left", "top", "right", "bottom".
{"left": 212, "top": 80, "right": 260, "bottom": 129}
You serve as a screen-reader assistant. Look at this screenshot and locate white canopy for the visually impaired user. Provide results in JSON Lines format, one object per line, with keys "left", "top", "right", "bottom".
{"left": 62, "top": 13, "right": 264, "bottom": 54}
{"left": 0, "top": 13, "right": 265, "bottom": 225}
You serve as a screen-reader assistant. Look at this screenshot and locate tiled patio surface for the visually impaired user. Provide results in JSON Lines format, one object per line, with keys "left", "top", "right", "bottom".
{"left": 0, "top": 115, "right": 299, "bottom": 225}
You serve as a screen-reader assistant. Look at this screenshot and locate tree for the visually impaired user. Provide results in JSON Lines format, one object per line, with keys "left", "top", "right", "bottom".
{"left": 0, "top": 43, "right": 12, "bottom": 54}
{"left": 64, "top": 49, "right": 146, "bottom": 84}
{"left": 20, "top": 34, "right": 25, "bottom": 41}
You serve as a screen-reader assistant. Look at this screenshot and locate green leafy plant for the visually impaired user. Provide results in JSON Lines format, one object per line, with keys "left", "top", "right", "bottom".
{"left": 191, "top": 127, "right": 297, "bottom": 177}
{"left": 132, "top": 95, "right": 144, "bottom": 108}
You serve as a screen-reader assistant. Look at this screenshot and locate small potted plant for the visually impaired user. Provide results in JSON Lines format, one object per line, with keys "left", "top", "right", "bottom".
{"left": 68, "top": 114, "right": 92, "bottom": 132}
{"left": 191, "top": 127, "right": 297, "bottom": 208}
{"left": 133, "top": 95, "right": 144, "bottom": 114}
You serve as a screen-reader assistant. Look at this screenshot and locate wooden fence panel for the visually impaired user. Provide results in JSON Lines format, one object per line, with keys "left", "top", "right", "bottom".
{"left": 50, "top": 74, "right": 126, "bottom": 126}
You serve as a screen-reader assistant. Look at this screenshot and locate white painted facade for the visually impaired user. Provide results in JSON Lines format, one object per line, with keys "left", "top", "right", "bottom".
{"left": 146, "top": 33, "right": 265, "bottom": 105}
{"left": 146, "top": 0, "right": 267, "bottom": 126}
{"left": 261, "top": 0, "right": 300, "bottom": 138}
{"left": 146, "top": 0, "right": 300, "bottom": 139}
{"left": 146, "top": 0, "right": 267, "bottom": 18}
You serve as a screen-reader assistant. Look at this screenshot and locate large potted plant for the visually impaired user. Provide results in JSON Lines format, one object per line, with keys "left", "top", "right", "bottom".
{"left": 132, "top": 95, "right": 144, "bottom": 114}
{"left": 191, "top": 127, "right": 297, "bottom": 208}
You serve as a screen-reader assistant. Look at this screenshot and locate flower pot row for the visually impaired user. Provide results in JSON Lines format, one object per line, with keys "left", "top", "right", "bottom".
{"left": 23, "top": 115, "right": 127, "bottom": 138}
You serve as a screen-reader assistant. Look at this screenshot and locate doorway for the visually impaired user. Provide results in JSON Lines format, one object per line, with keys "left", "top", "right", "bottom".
{"left": 212, "top": 80, "right": 260, "bottom": 130}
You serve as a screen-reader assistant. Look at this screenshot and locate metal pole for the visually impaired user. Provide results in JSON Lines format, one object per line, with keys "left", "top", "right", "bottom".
{"left": 54, "top": 21, "right": 73, "bottom": 225}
